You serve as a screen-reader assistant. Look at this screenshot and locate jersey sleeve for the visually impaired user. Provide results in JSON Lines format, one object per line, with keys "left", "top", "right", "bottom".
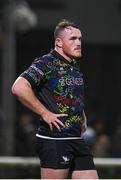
{"left": 20, "top": 58, "right": 50, "bottom": 88}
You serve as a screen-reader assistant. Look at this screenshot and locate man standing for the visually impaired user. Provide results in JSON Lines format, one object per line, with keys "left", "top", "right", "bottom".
{"left": 12, "top": 19, "right": 98, "bottom": 179}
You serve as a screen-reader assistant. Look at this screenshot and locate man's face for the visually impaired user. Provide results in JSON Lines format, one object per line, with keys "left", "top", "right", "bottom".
{"left": 61, "top": 26, "right": 82, "bottom": 59}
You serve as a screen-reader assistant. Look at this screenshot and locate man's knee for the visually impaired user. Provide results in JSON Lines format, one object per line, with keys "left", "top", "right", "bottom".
{"left": 72, "top": 169, "right": 99, "bottom": 179}
{"left": 41, "top": 168, "right": 69, "bottom": 179}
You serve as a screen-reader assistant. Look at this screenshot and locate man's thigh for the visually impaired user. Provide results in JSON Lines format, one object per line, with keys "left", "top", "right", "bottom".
{"left": 41, "top": 168, "right": 69, "bottom": 179}
{"left": 72, "top": 169, "right": 99, "bottom": 179}
{"left": 71, "top": 154, "right": 98, "bottom": 179}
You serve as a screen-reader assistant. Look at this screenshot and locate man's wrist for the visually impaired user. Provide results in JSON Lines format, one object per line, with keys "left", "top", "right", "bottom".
{"left": 40, "top": 108, "right": 48, "bottom": 118}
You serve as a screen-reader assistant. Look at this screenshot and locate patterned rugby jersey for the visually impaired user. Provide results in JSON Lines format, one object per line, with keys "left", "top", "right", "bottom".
{"left": 20, "top": 50, "right": 85, "bottom": 138}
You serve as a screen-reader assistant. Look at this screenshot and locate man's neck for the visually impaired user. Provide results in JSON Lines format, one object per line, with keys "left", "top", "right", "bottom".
{"left": 54, "top": 47, "right": 72, "bottom": 62}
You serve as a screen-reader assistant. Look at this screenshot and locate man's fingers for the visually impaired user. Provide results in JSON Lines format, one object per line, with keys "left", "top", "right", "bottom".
{"left": 54, "top": 113, "right": 68, "bottom": 128}
{"left": 50, "top": 119, "right": 65, "bottom": 131}
{"left": 49, "top": 124, "right": 53, "bottom": 131}
{"left": 47, "top": 113, "right": 68, "bottom": 131}
{"left": 55, "top": 119, "right": 65, "bottom": 127}
{"left": 56, "top": 113, "right": 68, "bottom": 117}
{"left": 52, "top": 121, "right": 61, "bottom": 131}
{"left": 49, "top": 119, "right": 63, "bottom": 131}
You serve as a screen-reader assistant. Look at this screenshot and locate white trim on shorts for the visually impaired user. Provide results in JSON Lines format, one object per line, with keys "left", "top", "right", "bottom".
{"left": 36, "top": 133, "right": 83, "bottom": 140}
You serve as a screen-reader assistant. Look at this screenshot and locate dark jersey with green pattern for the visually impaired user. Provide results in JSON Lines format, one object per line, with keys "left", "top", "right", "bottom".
{"left": 20, "top": 50, "right": 84, "bottom": 138}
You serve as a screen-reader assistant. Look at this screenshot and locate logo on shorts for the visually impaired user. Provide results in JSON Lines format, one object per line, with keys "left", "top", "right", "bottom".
{"left": 60, "top": 156, "right": 70, "bottom": 165}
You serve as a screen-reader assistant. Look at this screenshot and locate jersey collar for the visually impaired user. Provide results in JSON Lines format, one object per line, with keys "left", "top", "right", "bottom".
{"left": 51, "top": 49, "right": 77, "bottom": 66}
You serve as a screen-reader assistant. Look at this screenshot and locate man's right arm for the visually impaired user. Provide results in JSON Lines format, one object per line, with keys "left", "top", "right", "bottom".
{"left": 12, "top": 77, "right": 49, "bottom": 116}
{"left": 11, "top": 77, "right": 67, "bottom": 131}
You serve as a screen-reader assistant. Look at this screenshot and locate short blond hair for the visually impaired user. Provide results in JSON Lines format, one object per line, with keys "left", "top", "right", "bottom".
{"left": 54, "top": 19, "right": 79, "bottom": 39}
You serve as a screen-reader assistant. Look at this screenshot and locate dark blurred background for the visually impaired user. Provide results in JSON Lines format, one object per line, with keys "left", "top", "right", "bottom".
{"left": 0, "top": 0, "right": 121, "bottom": 178}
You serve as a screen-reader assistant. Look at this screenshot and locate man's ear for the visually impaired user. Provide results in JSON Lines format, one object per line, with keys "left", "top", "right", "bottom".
{"left": 55, "top": 38, "right": 63, "bottom": 48}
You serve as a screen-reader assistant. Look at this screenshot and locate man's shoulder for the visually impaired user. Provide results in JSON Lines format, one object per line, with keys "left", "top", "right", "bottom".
{"left": 33, "top": 52, "right": 54, "bottom": 64}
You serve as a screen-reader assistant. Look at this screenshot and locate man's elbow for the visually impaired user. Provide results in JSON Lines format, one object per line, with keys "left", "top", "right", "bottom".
{"left": 11, "top": 77, "right": 24, "bottom": 96}
{"left": 11, "top": 77, "right": 31, "bottom": 97}
{"left": 11, "top": 82, "right": 21, "bottom": 96}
